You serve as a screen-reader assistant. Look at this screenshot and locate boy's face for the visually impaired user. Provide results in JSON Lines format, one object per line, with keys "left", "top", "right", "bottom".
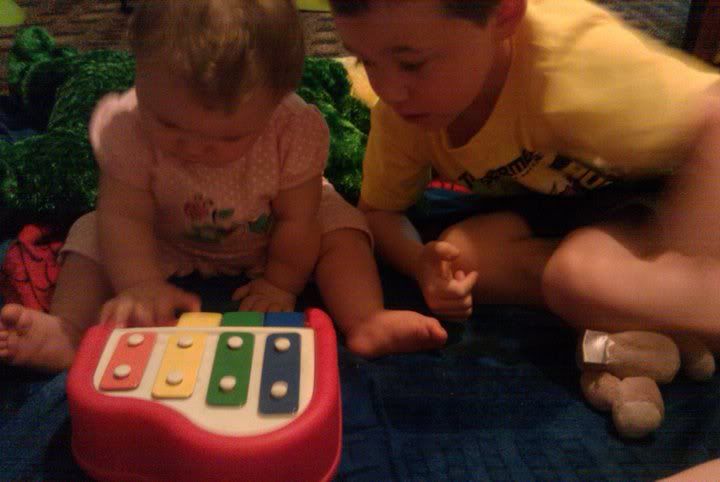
{"left": 334, "top": 0, "right": 506, "bottom": 130}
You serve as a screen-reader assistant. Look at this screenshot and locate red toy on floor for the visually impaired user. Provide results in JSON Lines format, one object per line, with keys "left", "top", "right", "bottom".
{"left": 66, "top": 308, "right": 341, "bottom": 482}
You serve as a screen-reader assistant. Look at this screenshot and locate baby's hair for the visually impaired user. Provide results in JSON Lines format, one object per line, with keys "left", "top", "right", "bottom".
{"left": 129, "top": 0, "right": 304, "bottom": 110}
{"left": 330, "top": 0, "right": 501, "bottom": 25}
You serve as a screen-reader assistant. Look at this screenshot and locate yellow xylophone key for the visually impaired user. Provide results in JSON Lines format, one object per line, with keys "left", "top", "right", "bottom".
{"left": 176, "top": 312, "right": 222, "bottom": 327}
{"left": 152, "top": 332, "right": 207, "bottom": 399}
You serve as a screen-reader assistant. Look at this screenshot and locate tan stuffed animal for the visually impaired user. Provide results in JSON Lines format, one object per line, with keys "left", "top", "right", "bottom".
{"left": 577, "top": 330, "right": 716, "bottom": 439}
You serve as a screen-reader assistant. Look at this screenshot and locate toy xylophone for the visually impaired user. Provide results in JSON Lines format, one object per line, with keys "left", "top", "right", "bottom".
{"left": 66, "top": 308, "right": 341, "bottom": 482}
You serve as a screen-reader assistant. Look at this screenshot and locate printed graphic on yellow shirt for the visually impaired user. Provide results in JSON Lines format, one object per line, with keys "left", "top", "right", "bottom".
{"left": 453, "top": 150, "right": 615, "bottom": 196}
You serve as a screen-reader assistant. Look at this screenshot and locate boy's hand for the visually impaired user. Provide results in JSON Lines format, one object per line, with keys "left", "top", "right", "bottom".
{"left": 232, "top": 278, "right": 296, "bottom": 312}
{"left": 416, "top": 241, "right": 478, "bottom": 321}
{"left": 100, "top": 280, "right": 201, "bottom": 327}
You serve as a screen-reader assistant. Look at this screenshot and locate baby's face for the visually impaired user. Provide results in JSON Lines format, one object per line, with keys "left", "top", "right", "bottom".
{"left": 135, "top": 61, "right": 279, "bottom": 166}
{"left": 333, "top": 0, "right": 506, "bottom": 131}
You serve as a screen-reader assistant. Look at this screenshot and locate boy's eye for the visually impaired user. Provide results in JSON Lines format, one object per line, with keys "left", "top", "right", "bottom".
{"left": 355, "top": 57, "right": 376, "bottom": 69}
{"left": 399, "top": 61, "right": 425, "bottom": 73}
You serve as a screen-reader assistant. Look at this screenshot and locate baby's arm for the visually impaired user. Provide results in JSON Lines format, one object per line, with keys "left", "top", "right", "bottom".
{"left": 233, "top": 176, "right": 322, "bottom": 311}
{"left": 359, "top": 200, "right": 477, "bottom": 321}
{"left": 97, "top": 173, "right": 200, "bottom": 325}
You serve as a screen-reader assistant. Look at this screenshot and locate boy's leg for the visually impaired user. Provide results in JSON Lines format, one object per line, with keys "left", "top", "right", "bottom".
{"left": 0, "top": 253, "right": 112, "bottom": 371}
{"left": 315, "top": 228, "right": 447, "bottom": 357}
{"left": 543, "top": 220, "right": 720, "bottom": 341}
{"left": 658, "top": 99, "right": 720, "bottom": 258}
{"left": 544, "top": 102, "right": 720, "bottom": 341}
{"left": 437, "top": 211, "right": 558, "bottom": 305}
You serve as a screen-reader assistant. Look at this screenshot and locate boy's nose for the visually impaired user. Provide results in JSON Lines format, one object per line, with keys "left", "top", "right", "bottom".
{"left": 372, "top": 72, "right": 410, "bottom": 105}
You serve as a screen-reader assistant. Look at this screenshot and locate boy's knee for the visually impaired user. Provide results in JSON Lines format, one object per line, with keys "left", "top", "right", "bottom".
{"left": 438, "top": 211, "right": 530, "bottom": 246}
{"left": 543, "top": 228, "right": 608, "bottom": 308}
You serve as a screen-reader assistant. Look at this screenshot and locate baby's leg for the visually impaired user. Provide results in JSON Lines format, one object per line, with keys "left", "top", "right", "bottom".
{"left": 315, "top": 228, "right": 447, "bottom": 358}
{"left": 0, "top": 253, "right": 112, "bottom": 371}
{"left": 437, "top": 211, "right": 558, "bottom": 305}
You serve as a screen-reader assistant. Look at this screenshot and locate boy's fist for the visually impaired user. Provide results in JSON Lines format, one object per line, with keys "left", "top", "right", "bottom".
{"left": 416, "top": 241, "right": 478, "bottom": 321}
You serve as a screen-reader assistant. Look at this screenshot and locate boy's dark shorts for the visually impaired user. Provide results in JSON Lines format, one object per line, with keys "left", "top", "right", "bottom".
{"left": 408, "top": 178, "right": 666, "bottom": 240}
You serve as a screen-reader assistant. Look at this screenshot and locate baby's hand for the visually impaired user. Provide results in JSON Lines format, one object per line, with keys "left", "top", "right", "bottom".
{"left": 416, "top": 241, "right": 478, "bottom": 321}
{"left": 232, "top": 278, "right": 296, "bottom": 312}
{"left": 100, "top": 280, "right": 201, "bottom": 327}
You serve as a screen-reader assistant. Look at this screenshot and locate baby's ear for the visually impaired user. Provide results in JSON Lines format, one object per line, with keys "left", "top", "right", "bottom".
{"left": 492, "top": 0, "right": 526, "bottom": 39}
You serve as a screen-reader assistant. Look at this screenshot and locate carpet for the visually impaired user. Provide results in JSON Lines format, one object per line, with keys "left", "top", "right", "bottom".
{"left": 3, "top": 292, "right": 720, "bottom": 480}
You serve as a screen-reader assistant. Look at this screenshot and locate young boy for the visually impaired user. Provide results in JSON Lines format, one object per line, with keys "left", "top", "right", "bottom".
{"left": 329, "top": 0, "right": 720, "bottom": 340}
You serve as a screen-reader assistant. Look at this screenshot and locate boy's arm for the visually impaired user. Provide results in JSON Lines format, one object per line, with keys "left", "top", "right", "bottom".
{"left": 659, "top": 82, "right": 720, "bottom": 256}
{"left": 358, "top": 103, "right": 430, "bottom": 274}
{"left": 359, "top": 199, "right": 478, "bottom": 320}
{"left": 360, "top": 101, "right": 477, "bottom": 318}
{"left": 358, "top": 199, "right": 424, "bottom": 278}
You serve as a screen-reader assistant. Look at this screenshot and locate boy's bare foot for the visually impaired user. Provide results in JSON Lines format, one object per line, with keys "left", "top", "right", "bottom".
{"left": 0, "top": 303, "right": 77, "bottom": 371}
{"left": 344, "top": 310, "right": 447, "bottom": 358}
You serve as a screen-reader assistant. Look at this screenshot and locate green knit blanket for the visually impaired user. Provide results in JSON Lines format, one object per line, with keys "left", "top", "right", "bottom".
{"left": 0, "top": 27, "right": 368, "bottom": 237}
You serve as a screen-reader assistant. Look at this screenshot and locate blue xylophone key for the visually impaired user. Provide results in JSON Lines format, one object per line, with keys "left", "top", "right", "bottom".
{"left": 258, "top": 333, "right": 300, "bottom": 414}
{"left": 264, "top": 312, "right": 305, "bottom": 327}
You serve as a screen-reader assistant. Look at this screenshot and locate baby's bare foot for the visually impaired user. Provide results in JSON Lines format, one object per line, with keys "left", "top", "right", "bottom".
{"left": 344, "top": 310, "right": 447, "bottom": 358}
{"left": 0, "top": 303, "right": 77, "bottom": 371}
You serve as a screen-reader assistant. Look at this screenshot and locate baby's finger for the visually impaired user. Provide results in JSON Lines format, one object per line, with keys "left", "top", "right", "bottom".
{"left": 253, "top": 298, "right": 273, "bottom": 313}
{"left": 176, "top": 290, "right": 201, "bottom": 314}
{"left": 239, "top": 294, "right": 259, "bottom": 311}
{"left": 232, "top": 284, "right": 251, "bottom": 301}
{"left": 153, "top": 298, "right": 178, "bottom": 325}
{"left": 112, "top": 300, "right": 134, "bottom": 327}
{"left": 99, "top": 301, "right": 115, "bottom": 324}
{"left": 132, "top": 303, "right": 154, "bottom": 327}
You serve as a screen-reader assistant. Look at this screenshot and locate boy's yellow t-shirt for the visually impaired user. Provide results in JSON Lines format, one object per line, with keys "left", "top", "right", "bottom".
{"left": 360, "top": 0, "right": 720, "bottom": 212}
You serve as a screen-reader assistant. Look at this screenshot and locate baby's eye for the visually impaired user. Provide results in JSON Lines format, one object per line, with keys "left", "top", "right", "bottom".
{"left": 399, "top": 61, "right": 425, "bottom": 73}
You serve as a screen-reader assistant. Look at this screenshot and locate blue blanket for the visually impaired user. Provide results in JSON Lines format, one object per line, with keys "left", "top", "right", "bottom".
{"left": 2, "top": 267, "right": 720, "bottom": 481}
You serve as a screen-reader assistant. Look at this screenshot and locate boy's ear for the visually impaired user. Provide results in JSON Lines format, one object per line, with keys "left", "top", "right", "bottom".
{"left": 492, "top": 0, "right": 527, "bottom": 39}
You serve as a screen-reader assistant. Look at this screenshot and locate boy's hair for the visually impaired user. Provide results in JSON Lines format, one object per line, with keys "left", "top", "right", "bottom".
{"left": 329, "top": 0, "right": 502, "bottom": 25}
{"left": 129, "top": 0, "right": 304, "bottom": 109}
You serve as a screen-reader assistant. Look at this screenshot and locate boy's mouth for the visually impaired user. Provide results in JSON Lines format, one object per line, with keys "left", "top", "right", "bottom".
{"left": 399, "top": 112, "right": 430, "bottom": 123}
